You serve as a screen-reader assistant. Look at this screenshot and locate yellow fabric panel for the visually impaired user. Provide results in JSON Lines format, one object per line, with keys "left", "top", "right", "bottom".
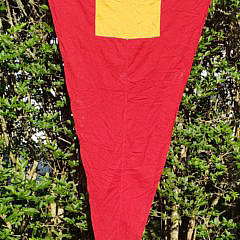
{"left": 95, "top": 0, "right": 161, "bottom": 39}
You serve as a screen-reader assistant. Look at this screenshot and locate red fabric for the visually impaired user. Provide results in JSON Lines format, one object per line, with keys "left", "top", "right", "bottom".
{"left": 48, "top": 0, "right": 211, "bottom": 239}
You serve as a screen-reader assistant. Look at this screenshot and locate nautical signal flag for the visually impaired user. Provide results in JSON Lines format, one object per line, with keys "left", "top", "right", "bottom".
{"left": 48, "top": 0, "right": 211, "bottom": 239}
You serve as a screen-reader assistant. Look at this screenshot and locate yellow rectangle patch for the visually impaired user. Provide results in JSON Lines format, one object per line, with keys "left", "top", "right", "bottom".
{"left": 95, "top": 0, "right": 161, "bottom": 39}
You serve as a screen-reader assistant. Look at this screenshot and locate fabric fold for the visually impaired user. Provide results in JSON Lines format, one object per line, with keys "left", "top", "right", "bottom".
{"left": 48, "top": 0, "right": 211, "bottom": 239}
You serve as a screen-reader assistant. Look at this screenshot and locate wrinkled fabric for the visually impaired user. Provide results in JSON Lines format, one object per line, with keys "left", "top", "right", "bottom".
{"left": 48, "top": 0, "right": 211, "bottom": 239}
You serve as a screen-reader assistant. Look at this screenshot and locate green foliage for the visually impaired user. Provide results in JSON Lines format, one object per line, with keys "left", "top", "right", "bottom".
{"left": 0, "top": 1, "right": 89, "bottom": 239}
{"left": 0, "top": 161, "right": 87, "bottom": 239}
{"left": 0, "top": 0, "right": 239, "bottom": 239}
{"left": 144, "top": 0, "right": 240, "bottom": 239}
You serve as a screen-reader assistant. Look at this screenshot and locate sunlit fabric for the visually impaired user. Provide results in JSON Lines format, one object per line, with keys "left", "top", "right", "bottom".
{"left": 48, "top": 0, "right": 211, "bottom": 239}
{"left": 95, "top": 0, "right": 161, "bottom": 39}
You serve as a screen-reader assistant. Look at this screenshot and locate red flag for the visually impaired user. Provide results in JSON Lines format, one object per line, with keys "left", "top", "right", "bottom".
{"left": 48, "top": 0, "right": 211, "bottom": 239}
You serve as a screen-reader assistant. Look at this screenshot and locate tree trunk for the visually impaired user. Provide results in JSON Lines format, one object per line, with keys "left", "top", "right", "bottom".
{"left": 170, "top": 188, "right": 180, "bottom": 240}
{"left": 187, "top": 216, "right": 196, "bottom": 240}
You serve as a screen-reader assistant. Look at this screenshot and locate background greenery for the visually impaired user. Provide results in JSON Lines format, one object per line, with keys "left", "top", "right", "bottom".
{"left": 0, "top": 0, "right": 239, "bottom": 239}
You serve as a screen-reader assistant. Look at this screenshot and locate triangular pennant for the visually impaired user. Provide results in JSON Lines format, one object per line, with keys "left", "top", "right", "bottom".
{"left": 48, "top": 0, "right": 211, "bottom": 239}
